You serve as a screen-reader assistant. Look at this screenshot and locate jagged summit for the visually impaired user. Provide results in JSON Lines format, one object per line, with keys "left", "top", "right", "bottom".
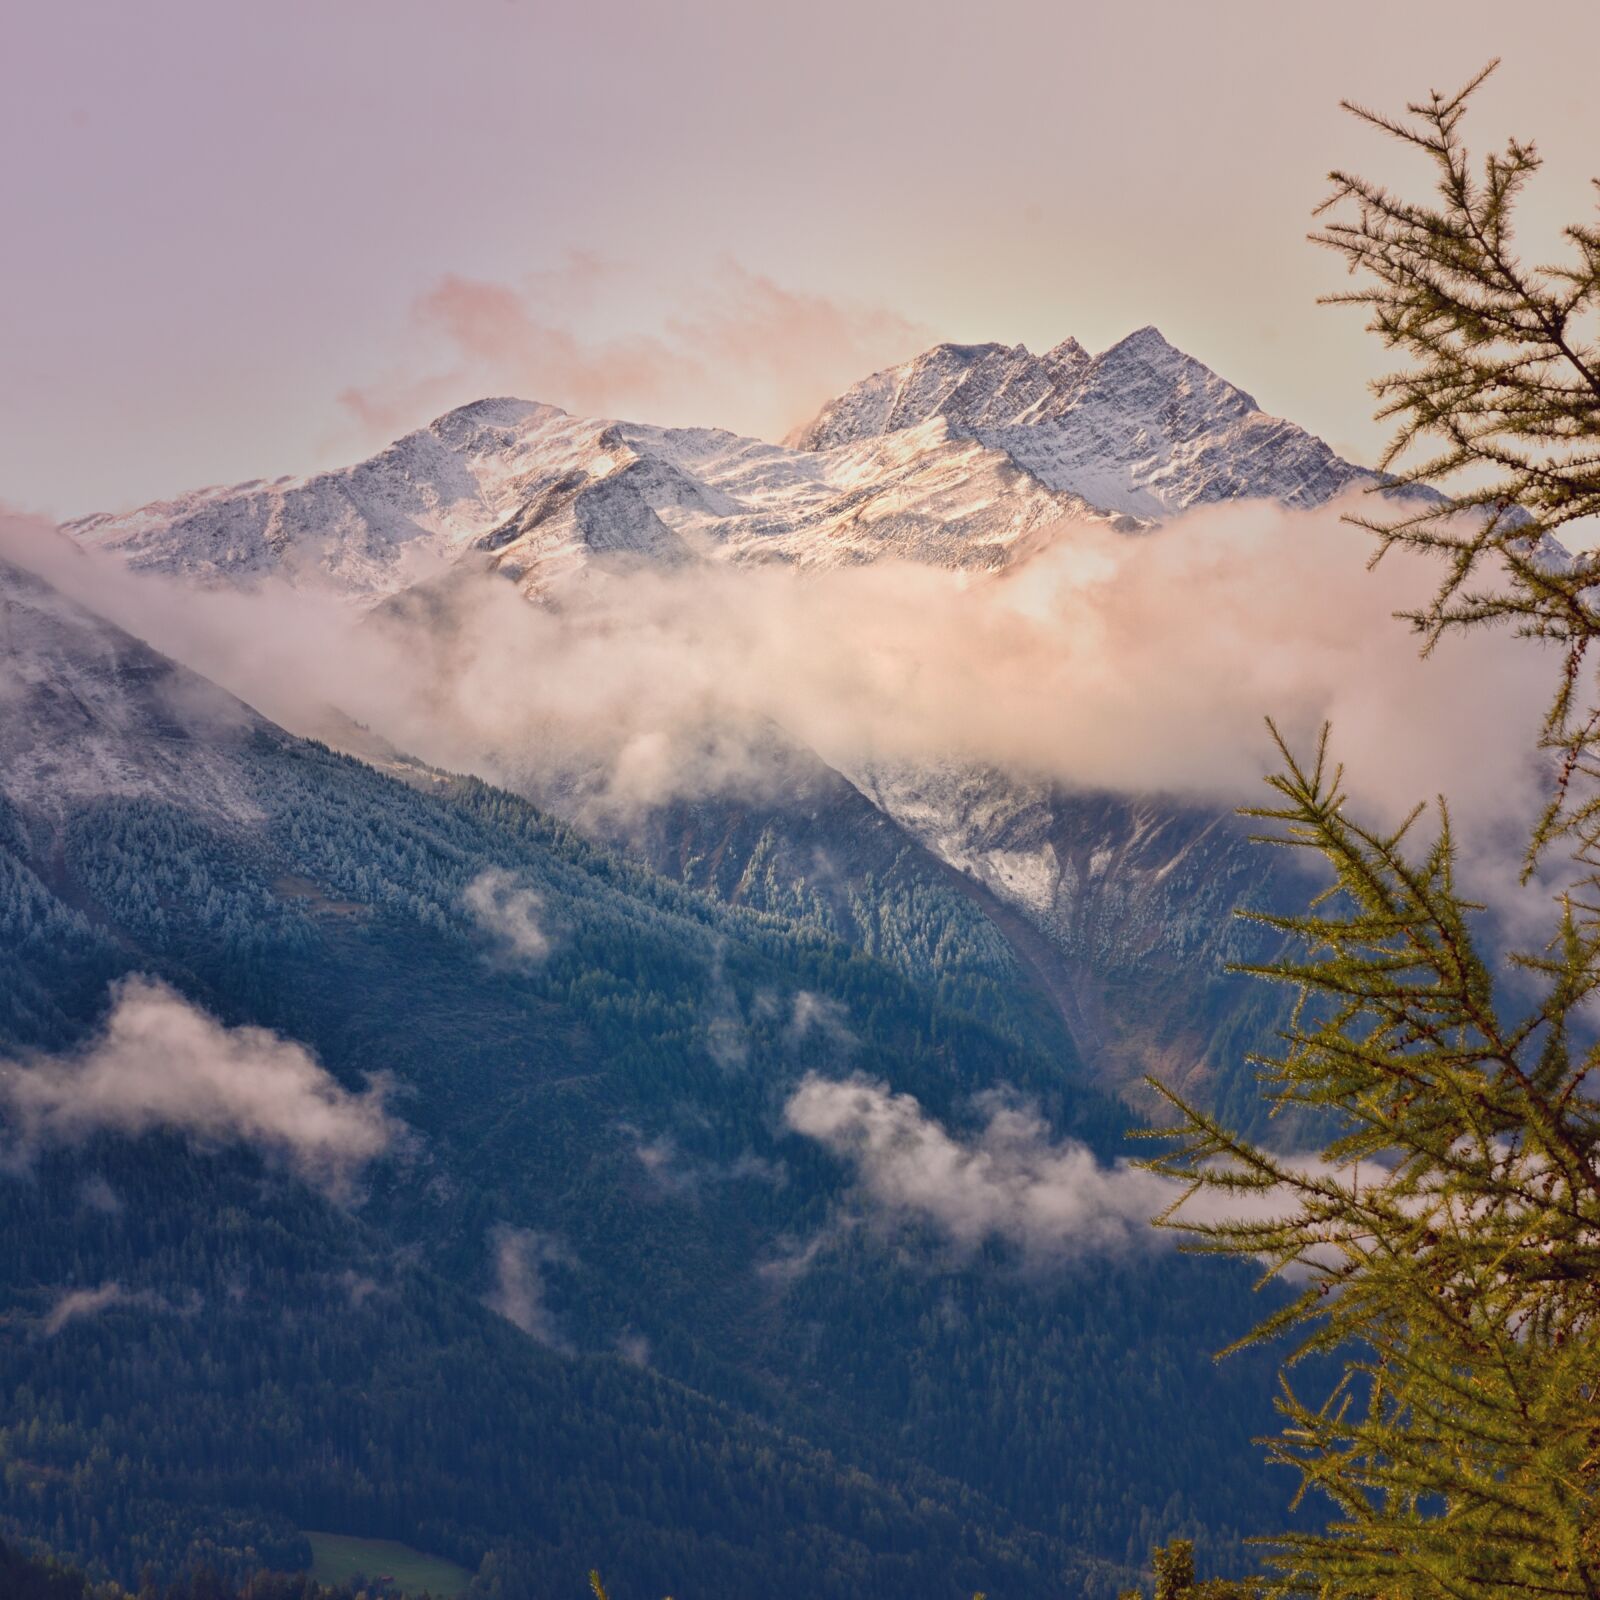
{"left": 63, "top": 326, "right": 1373, "bottom": 602}
{"left": 1103, "top": 323, "right": 1182, "bottom": 358}
{"left": 783, "top": 324, "right": 1345, "bottom": 518}
{"left": 63, "top": 392, "right": 1120, "bottom": 602}
{"left": 786, "top": 338, "right": 1089, "bottom": 451}
{"left": 788, "top": 327, "right": 1202, "bottom": 452}
{"left": 1044, "top": 335, "right": 1090, "bottom": 363}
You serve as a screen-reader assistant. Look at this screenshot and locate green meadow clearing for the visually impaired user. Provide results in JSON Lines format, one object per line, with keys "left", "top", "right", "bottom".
{"left": 304, "top": 1531, "right": 471, "bottom": 1596}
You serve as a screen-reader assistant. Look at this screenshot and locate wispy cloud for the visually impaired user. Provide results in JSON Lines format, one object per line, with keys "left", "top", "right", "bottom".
{"left": 42, "top": 1281, "right": 130, "bottom": 1335}
{"left": 615, "top": 1330, "right": 651, "bottom": 1368}
{"left": 484, "top": 1225, "right": 570, "bottom": 1350}
{"left": 628, "top": 1125, "right": 787, "bottom": 1198}
{"left": 0, "top": 976, "right": 401, "bottom": 1198}
{"left": 702, "top": 940, "right": 748, "bottom": 1072}
{"left": 335, "top": 257, "right": 928, "bottom": 447}
{"left": 787, "top": 991, "right": 857, "bottom": 1049}
{"left": 38, "top": 1280, "right": 185, "bottom": 1336}
{"left": 463, "top": 867, "right": 551, "bottom": 962}
{"left": 76, "top": 1174, "right": 122, "bottom": 1215}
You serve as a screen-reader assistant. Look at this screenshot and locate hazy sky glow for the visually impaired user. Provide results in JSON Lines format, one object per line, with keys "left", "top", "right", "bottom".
{"left": 6, "top": 0, "right": 1600, "bottom": 517}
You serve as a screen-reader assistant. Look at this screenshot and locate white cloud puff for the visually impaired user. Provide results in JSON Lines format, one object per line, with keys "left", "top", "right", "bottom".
{"left": 784, "top": 1074, "right": 1384, "bottom": 1267}
{"left": 463, "top": 867, "right": 551, "bottom": 961}
{"left": 0, "top": 977, "right": 401, "bottom": 1197}
{"left": 785, "top": 1074, "right": 1172, "bottom": 1260}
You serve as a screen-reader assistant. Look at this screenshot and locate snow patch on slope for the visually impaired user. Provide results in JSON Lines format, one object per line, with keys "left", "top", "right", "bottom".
{"left": 0, "top": 558, "right": 269, "bottom": 821}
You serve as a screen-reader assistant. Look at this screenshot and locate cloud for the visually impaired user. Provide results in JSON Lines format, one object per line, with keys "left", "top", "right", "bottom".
{"left": 371, "top": 501, "right": 1546, "bottom": 844}
{"left": 783, "top": 1074, "right": 1389, "bottom": 1268}
{"left": 41, "top": 1281, "right": 129, "bottom": 1335}
{"left": 3, "top": 495, "right": 1566, "bottom": 920}
{"left": 702, "top": 940, "right": 748, "bottom": 1072}
{"left": 629, "top": 1128, "right": 694, "bottom": 1194}
{"left": 484, "top": 1226, "right": 569, "bottom": 1349}
{"left": 615, "top": 1331, "right": 651, "bottom": 1368}
{"left": 77, "top": 1174, "right": 122, "bottom": 1214}
{"left": 788, "top": 991, "right": 857, "bottom": 1049}
{"left": 463, "top": 867, "right": 550, "bottom": 962}
{"left": 336, "top": 257, "right": 928, "bottom": 447}
{"left": 289, "top": 496, "right": 1552, "bottom": 917}
{"left": 338, "top": 1270, "right": 382, "bottom": 1308}
{"left": 0, "top": 977, "right": 401, "bottom": 1198}
{"left": 785, "top": 1074, "right": 1173, "bottom": 1261}
{"left": 38, "top": 1280, "right": 187, "bottom": 1336}
{"left": 757, "top": 1224, "right": 844, "bottom": 1285}
{"left": 670, "top": 264, "right": 931, "bottom": 442}
{"left": 627, "top": 1125, "right": 787, "bottom": 1197}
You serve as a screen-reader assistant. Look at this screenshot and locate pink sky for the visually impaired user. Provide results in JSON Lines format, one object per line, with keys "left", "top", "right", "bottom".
{"left": 5, "top": 0, "right": 1599, "bottom": 518}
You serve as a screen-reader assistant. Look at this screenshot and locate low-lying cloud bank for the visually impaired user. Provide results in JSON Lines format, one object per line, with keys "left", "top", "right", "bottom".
{"left": 0, "top": 494, "right": 1562, "bottom": 887}
{"left": 0, "top": 977, "right": 401, "bottom": 1197}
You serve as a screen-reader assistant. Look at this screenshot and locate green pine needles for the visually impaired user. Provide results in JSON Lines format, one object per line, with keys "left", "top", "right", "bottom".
{"left": 1145, "top": 728, "right": 1600, "bottom": 1596}
{"left": 1310, "top": 60, "right": 1600, "bottom": 868}
{"left": 1141, "top": 64, "right": 1600, "bottom": 1600}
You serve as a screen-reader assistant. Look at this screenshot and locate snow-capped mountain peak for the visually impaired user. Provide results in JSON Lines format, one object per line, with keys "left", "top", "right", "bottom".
{"left": 65, "top": 398, "right": 591, "bottom": 601}
{"left": 789, "top": 326, "right": 1365, "bottom": 519}
{"left": 62, "top": 327, "right": 1375, "bottom": 604}
{"left": 786, "top": 339, "right": 1084, "bottom": 450}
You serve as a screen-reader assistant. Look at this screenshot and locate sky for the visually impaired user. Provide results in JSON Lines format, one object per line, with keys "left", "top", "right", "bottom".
{"left": 5, "top": 0, "right": 1600, "bottom": 518}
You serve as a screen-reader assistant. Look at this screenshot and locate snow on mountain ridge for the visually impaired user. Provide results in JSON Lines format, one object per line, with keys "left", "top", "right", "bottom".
{"left": 66, "top": 397, "right": 1125, "bottom": 602}
{"left": 63, "top": 327, "right": 1372, "bottom": 602}
{"left": 789, "top": 326, "right": 1368, "bottom": 519}
{"left": 43, "top": 332, "right": 1384, "bottom": 1115}
{"left": 67, "top": 399, "right": 586, "bottom": 601}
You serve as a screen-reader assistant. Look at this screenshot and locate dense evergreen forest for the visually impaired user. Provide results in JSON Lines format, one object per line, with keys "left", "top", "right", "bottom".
{"left": 0, "top": 570, "right": 1314, "bottom": 1597}
{"left": 0, "top": 1536, "right": 440, "bottom": 1600}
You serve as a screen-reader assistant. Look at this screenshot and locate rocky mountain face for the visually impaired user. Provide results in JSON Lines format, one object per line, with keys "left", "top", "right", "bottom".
{"left": 61, "top": 329, "right": 1353, "bottom": 1121}
{"left": 837, "top": 757, "right": 1302, "bottom": 1124}
{"left": 66, "top": 399, "right": 1116, "bottom": 601}
{"left": 789, "top": 327, "right": 1370, "bottom": 517}
{"left": 70, "top": 325, "right": 1368, "bottom": 603}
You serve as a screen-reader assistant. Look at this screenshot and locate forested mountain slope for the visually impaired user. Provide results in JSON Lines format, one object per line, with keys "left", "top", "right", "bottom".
{"left": 60, "top": 329, "right": 1343, "bottom": 1135}
{"left": 0, "top": 558, "right": 1308, "bottom": 1596}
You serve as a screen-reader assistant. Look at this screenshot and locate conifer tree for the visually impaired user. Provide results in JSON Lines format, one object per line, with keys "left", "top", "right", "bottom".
{"left": 1141, "top": 66, "right": 1600, "bottom": 1600}
{"left": 1310, "top": 60, "right": 1600, "bottom": 863}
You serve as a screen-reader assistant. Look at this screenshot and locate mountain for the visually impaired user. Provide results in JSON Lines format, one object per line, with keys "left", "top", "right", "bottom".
{"left": 66, "top": 398, "right": 1121, "bottom": 602}
{"left": 789, "top": 328, "right": 1370, "bottom": 517}
{"left": 0, "top": 554, "right": 277, "bottom": 822}
{"left": 0, "top": 556, "right": 1311, "bottom": 1595}
{"left": 67, "top": 326, "right": 1369, "bottom": 605}
{"left": 836, "top": 758, "right": 1299, "bottom": 1122}
{"left": 56, "top": 333, "right": 1345, "bottom": 1136}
